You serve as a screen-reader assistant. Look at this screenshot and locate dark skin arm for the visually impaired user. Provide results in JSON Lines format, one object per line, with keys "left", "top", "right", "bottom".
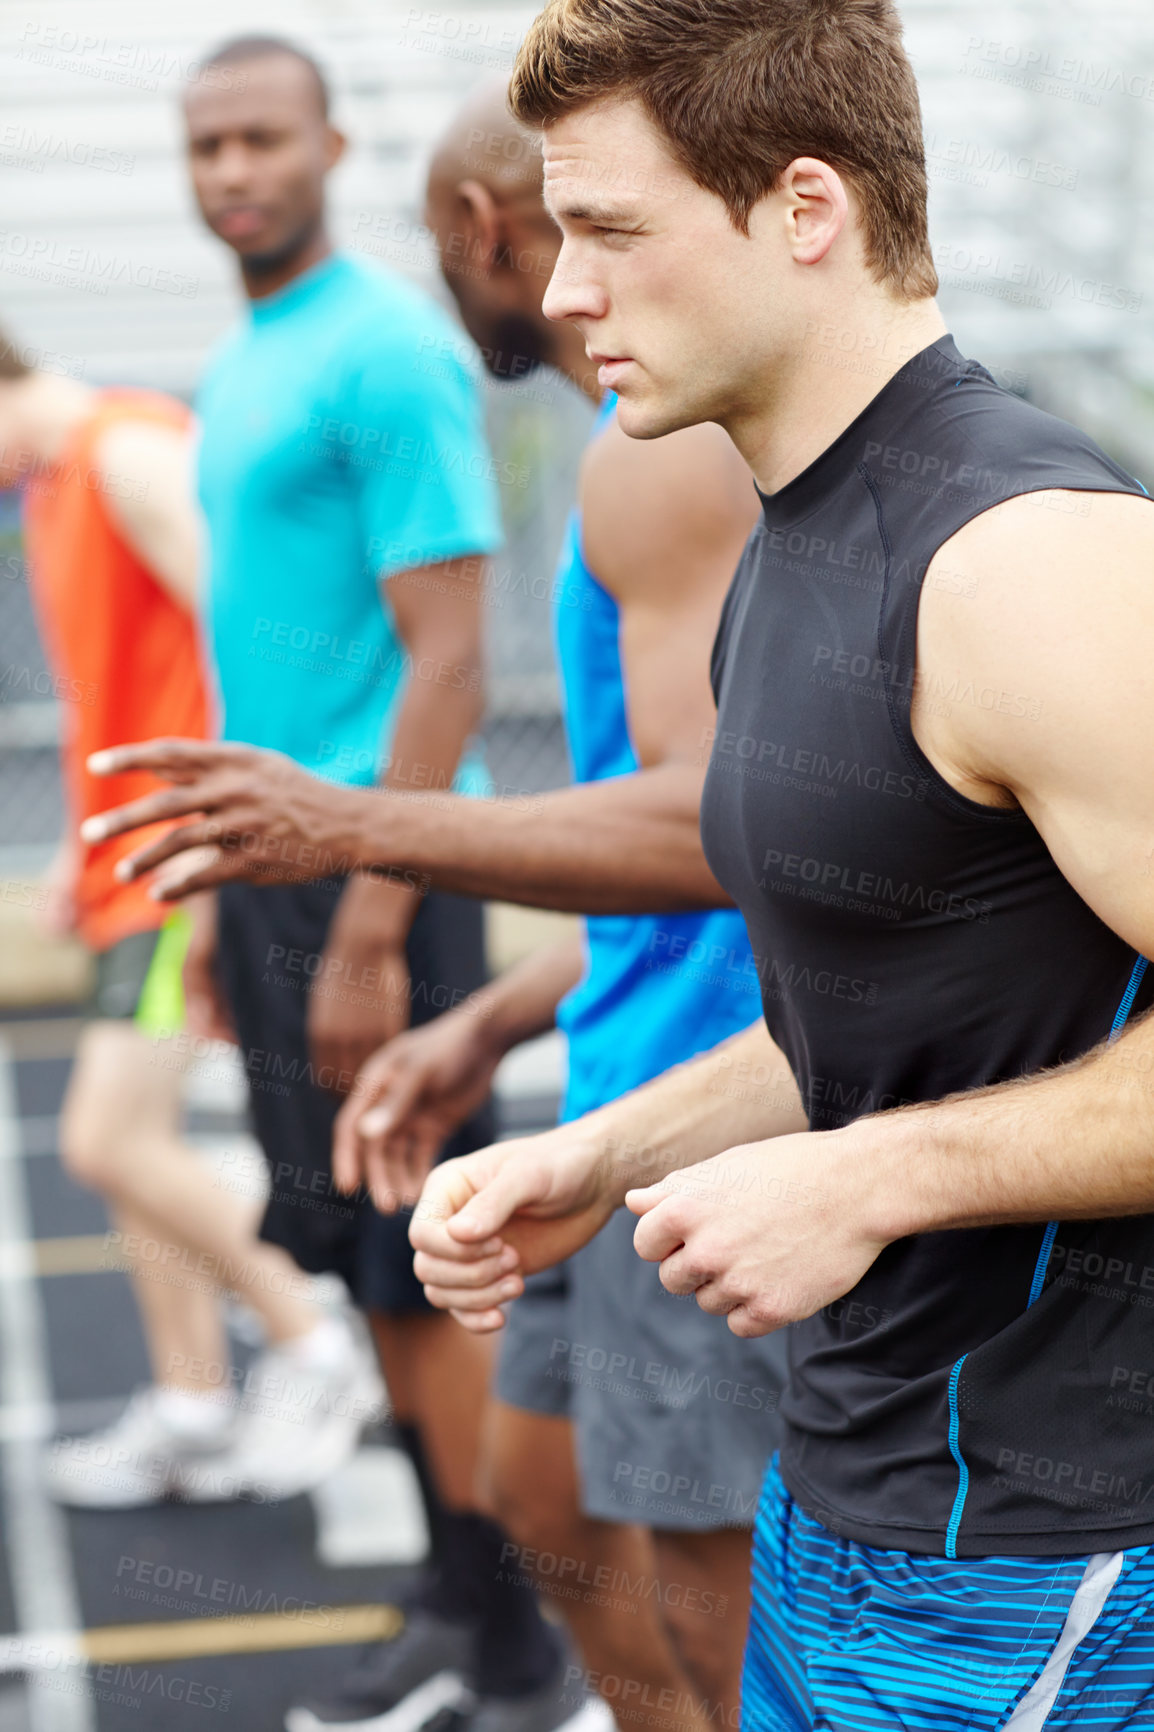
{"left": 83, "top": 749, "right": 720, "bottom": 913}
{"left": 82, "top": 420, "right": 759, "bottom": 914}
{"left": 308, "top": 552, "right": 488, "bottom": 1086}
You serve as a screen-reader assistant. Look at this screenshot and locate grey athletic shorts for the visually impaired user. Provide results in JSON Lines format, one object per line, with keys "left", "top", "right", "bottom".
{"left": 494, "top": 1205, "right": 787, "bottom": 1532}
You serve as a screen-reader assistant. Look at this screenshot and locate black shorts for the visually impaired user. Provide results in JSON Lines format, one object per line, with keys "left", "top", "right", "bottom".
{"left": 83, "top": 913, "right": 191, "bottom": 1031}
{"left": 216, "top": 879, "right": 494, "bottom": 1313}
{"left": 84, "top": 929, "right": 162, "bottom": 1022}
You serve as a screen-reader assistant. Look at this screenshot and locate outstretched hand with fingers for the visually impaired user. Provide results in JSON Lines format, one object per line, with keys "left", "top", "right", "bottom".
{"left": 80, "top": 738, "right": 370, "bottom": 899}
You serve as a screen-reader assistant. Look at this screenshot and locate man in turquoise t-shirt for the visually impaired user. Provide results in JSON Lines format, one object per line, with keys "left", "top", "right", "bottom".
{"left": 198, "top": 249, "right": 497, "bottom": 792}
{"left": 183, "top": 33, "right": 570, "bottom": 1732}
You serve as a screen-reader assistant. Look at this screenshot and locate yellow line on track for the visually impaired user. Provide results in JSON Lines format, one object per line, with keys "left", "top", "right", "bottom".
{"left": 32, "top": 1237, "right": 120, "bottom": 1276}
{"left": 81, "top": 1603, "right": 403, "bottom": 1664}
{"left": 0, "top": 1018, "right": 83, "bottom": 1063}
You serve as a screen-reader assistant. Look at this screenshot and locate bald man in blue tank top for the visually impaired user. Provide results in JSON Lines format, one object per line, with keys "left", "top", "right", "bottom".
{"left": 85, "top": 78, "right": 778, "bottom": 1732}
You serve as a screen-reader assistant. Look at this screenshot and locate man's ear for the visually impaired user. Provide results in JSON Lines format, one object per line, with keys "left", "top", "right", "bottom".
{"left": 324, "top": 125, "right": 348, "bottom": 172}
{"left": 779, "top": 156, "right": 849, "bottom": 267}
{"left": 455, "top": 178, "right": 502, "bottom": 275}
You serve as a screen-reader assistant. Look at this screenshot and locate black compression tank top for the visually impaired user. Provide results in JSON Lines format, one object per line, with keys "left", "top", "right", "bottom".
{"left": 701, "top": 335, "right": 1154, "bottom": 1558}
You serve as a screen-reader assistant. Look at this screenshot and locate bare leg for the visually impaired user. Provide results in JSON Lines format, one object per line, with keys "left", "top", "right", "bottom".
{"left": 59, "top": 1023, "right": 322, "bottom": 1369}
{"left": 483, "top": 1401, "right": 715, "bottom": 1732}
{"left": 109, "top": 1199, "right": 230, "bottom": 1393}
{"left": 369, "top": 1309, "right": 495, "bottom": 1508}
{"left": 652, "top": 1526, "right": 753, "bottom": 1730}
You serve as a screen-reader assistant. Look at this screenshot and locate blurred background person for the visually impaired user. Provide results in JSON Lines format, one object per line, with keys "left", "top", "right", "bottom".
{"left": 181, "top": 32, "right": 576, "bottom": 1732}
{"left": 0, "top": 328, "right": 372, "bottom": 1508}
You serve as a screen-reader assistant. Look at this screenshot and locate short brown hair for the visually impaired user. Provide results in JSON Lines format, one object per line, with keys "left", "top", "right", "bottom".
{"left": 0, "top": 326, "right": 31, "bottom": 382}
{"left": 510, "top": 0, "right": 938, "bottom": 300}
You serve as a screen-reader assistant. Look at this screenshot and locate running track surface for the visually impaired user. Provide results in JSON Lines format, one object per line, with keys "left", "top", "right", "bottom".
{"left": 0, "top": 1008, "right": 562, "bottom": 1732}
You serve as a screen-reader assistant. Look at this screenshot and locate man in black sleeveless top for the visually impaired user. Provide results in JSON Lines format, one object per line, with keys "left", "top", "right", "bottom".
{"left": 398, "top": 4, "right": 1154, "bottom": 1727}
{"left": 78, "top": 2, "right": 1154, "bottom": 1724}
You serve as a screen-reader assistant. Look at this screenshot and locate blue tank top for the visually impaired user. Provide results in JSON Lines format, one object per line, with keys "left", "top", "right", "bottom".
{"left": 554, "top": 396, "right": 759, "bottom": 1121}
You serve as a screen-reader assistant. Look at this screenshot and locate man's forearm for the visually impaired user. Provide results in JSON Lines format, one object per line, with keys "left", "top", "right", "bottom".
{"left": 353, "top": 762, "right": 728, "bottom": 913}
{"left": 465, "top": 936, "right": 586, "bottom": 1059}
{"left": 363, "top": 620, "right": 485, "bottom": 941}
{"left": 568, "top": 1018, "right": 806, "bottom": 1205}
{"left": 854, "top": 1011, "right": 1154, "bottom": 1243}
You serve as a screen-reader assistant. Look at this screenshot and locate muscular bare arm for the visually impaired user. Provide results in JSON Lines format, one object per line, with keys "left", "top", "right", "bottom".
{"left": 583, "top": 414, "right": 760, "bottom": 772}
{"left": 860, "top": 487, "right": 1154, "bottom": 1229}
{"left": 623, "top": 490, "right": 1154, "bottom": 1333}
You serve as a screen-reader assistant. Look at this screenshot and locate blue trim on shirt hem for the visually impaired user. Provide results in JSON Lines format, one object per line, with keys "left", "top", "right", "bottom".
{"left": 1110, "top": 955, "right": 1149, "bottom": 1040}
{"left": 944, "top": 1353, "right": 970, "bottom": 1559}
{"left": 1027, "top": 1221, "right": 1059, "bottom": 1308}
{"left": 1025, "top": 955, "right": 1149, "bottom": 1315}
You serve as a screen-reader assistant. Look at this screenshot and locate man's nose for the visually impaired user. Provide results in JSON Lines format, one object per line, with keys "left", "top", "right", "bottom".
{"left": 541, "top": 243, "right": 603, "bottom": 324}
{"left": 213, "top": 140, "right": 255, "bottom": 189}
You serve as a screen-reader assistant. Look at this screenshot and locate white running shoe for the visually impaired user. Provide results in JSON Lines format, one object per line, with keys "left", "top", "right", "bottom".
{"left": 43, "top": 1387, "right": 240, "bottom": 1509}
{"left": 199, "top": 1313, "right": 386, "bottom": 1503}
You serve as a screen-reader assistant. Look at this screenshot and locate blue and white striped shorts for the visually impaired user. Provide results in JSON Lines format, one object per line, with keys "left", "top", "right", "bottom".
{"left": 743, "top": 1460, "right": 1154, "bottom": 1731}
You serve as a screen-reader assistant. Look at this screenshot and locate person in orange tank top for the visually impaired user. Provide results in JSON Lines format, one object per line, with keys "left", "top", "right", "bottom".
{"left": 0, "top": 328, "right": 377, "bottom": 1506}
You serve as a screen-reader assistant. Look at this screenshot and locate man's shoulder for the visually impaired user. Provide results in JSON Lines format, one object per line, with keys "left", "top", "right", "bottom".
{"left": 330, "top": 255, "right": 472, "bottom": 367}
{"left": 91, "top": 407, "right": 187, "bottom": 469}
{"left": 196, "top": 320, "right": 248, "bottom": 399}
{"left": 945, "top": 482, "right": 1153, "bottom": 579}
{"left": 94, "top": 384, "right": 188, "bottom": 415}
{"left": 582, "top": 417, "right": 758, "bottom": 599}
{"left": 882, "top": 357, "right": 1140, "bottom": 504}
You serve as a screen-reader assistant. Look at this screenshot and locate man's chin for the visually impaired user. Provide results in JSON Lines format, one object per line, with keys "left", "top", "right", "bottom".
{"left": 612, "top": 390, "right": 699, "bottom": 443}
{"left": 216, "top": 226, "right": 308, "bottom": 273}
{"left": 229, "top": 238, "right": 291, "bottom": 268}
